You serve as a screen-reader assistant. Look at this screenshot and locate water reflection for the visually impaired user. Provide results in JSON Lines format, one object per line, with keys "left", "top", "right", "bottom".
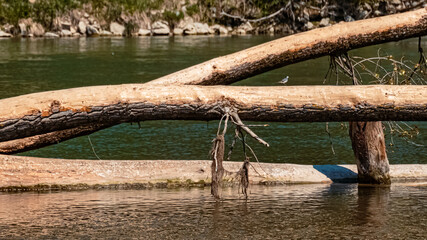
{"left": 356, "top": 186, "right": 390, "bottom": 228}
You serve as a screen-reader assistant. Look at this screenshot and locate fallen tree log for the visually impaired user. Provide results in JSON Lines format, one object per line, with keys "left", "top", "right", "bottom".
{"left": 4, "top": 9, "right": 426, "bottom": 152}
{"left": 148, "top": 8, "right": 427, "bottom": 85}
{"left": 0, "top": 123, "right": 112, "bottom": 154}
{"left": 1, "top": 85, "right": 427, "bottom": 142}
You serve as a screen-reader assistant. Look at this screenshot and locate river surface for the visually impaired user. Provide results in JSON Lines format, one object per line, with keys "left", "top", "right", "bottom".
{"left": 0, "top": 184, "right": 426, "bottom": 239}
{"left": 0, "top": 36, "right": 426, "bottom": 164}
{"left": 0, "top": 36, "right": 426, "bottom": 239}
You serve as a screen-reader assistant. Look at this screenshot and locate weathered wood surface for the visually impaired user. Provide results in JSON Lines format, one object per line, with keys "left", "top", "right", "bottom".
{"left": 1, "top": 155, "right": 427, "bottom": 191}
{"left": 350, "top": 121, "right": 391, "bottom": 184}
{"left": 1, "top": 85, "right": 427, "bottom": 142}
{"left": 148, "top": 8, "right": 427, "bottom": 86}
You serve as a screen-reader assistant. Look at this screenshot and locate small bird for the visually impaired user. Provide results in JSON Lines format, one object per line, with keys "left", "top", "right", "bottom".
{"left": 279, "top": 76, "right": 289, "bottom": 84}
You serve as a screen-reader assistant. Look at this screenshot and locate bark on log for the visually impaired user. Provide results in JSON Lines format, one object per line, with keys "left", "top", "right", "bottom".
{"left": 148, "top": 8, "right": 427, "bottom": 86}
{"left": 349, "top": 122, "right": 391, "bottom": 184}
{"left": 1, "top": 85, "right": 427, "bottom": 142}
{"left": 0, "top": 123, "right": 112, "bottom": 154}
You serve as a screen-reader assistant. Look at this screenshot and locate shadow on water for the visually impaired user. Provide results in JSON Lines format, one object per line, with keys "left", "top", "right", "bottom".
{"left": 313, "top": 165, "right": 358, "bottom": 183}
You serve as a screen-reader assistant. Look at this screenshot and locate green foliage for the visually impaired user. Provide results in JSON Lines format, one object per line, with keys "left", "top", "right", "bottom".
{"left": 82, "top": 0, "right": 163, "bottom": 14}
{"left": 162, "top": 10, "right": 184, "bottom": 23}
{"left": 186, "top": 4, "right": 199, "bottom": 17}
{"left": 162, "top": 9, "right": 184, "bottom": 32}
{"left": 0, "top": 0, "right": 32, "bottom": 27}
{"left": 80, "top": 0, "right": 164, "bottom": 23}
{"left": 253, "top": 0, "right": 289, "bottom": 15}
{"left": 33, "top": 0, "right": 80, "bottom": 28}
{"left": 124, "top": 19, "right": 138, "bottom": 36}
{"left": 0, "top": 0, "right": 164, "bottom": 29}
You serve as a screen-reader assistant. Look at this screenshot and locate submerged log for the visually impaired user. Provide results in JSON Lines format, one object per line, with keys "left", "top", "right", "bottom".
{"left": 1, "top": 85, "right": 427, "bottom": 142}
{"left": 148, "top": 8, "right": 427, "bottom": 85}
{"left": 350, "top": 122, "right": 391, "bottom": 185}
{"left": 0, "top": 123, "right": 112, "bottom": 154}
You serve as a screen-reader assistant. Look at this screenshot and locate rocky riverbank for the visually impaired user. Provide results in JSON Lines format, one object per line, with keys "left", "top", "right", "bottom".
{"left": 0, "top": 0, "right": 425, "bottom": 38}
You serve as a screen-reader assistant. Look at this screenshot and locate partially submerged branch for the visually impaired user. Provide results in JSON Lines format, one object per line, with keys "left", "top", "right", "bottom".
{"left": 211, "top": 109, "right": 268, "bottom": 199}
{"left": 0, "top": 123, "right": 112, "bottom": 154}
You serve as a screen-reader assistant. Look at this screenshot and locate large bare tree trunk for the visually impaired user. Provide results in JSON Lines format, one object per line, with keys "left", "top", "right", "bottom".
{"left": 349, "top": 122, "right": 391, "bottom": 184}
{"left": 1, "top": 85, "right": 427, "bottom": 142}
{"left": 148, "top": 8, "right": 427, "bottom": 86}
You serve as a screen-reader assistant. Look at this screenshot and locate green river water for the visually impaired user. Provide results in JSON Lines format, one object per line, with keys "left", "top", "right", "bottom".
{"left": 0, "top": 36, "right": 426, "bottom": 238}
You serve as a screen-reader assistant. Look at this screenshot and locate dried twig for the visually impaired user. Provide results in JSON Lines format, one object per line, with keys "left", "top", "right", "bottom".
{"left": 325, "top": 122, "right": 336, "bottom": 155}
{"left": 88, "top": 136, "right": 101, "bottom": 160}
{"left": 221, "top": 7, "right": 285, "bottom": 23}
{"left": 229, "top": 111, "right": 270, "bottom": 147}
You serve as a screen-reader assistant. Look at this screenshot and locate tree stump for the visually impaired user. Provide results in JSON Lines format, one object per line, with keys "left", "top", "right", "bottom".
{"left": 349, "top": 121, "right": 391, "bottom": 185}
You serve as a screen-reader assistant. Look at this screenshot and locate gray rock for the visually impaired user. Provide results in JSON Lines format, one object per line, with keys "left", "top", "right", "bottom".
{"left": 19, "top": 23, "right": 27, "bottom": 36}
{"left": 210, "top": 24, "right": 228, "bottom": 35}
{"left": 194, "top": 22, "right": 210, "bottom": 34}
{"left": 237, "top": 29, "right": 246, "bottom": 35}
{"left": 78, "top": 21, "right": 87, "bottom": 34}
{"left": 61, "top": 21, "right": 71, "bottom": 31}
{"left": 29, "top": 22, "right": 45, "bottom": 37}
{"left": 100, "top": 30, "right": 112, "bottom": 36}
{"left": 152, "top": 21, "right": 170, "bottom": 35}
{"left": 319, "top": 18, "right": 330, "bottom": 27}
{"left": 183, "top": 23, "right": 197, "bottom": 35}
{"left": 358, "top": 10, "right": 369, "bottom": 19}
{"left": 173, "top": 28, "right": 183, "bottom": 35}
{"left": 0, "top": 30, "right": 12, "bottom": 37}
{"left": 44, "top": 32, "right": 59, "bottom": 37}
{"left": 238, "top": 22, "right": 253, "bottom": 33}
{"left": 138, "top": 29, "right": 151, "bottom": 36}
{"left": 153, "top": 28, "right": 170, "bottom": 35}
{"left": 344, "top": 15, "right": 355, "bottom": 22}
{"left": 219, "top": 26, "right": 228, "bottom": 35}
{"left": 110, "top": 22, "right": 125, "bottom": 36}
{"left": 391, "top": 0, "right": 401, "bottom": 5}
{"left": 305, "top": 22, "right": 314, "bottom": 30}
{"left": 70, "top": 26, "right": 76, "bottom": 34}
{"left": 61, "top": 29, "right": 72, "bottom": 37}
{"left": 86, "top": 25, "right": 99, "bottom": 36}
{"left": 374, "top": 10, "right": 382, "bottom": 16}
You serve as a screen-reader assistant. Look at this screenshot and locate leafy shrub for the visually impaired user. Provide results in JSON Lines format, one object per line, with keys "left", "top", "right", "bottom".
{"left": 186, "top": 4, "right": 199, "bottom": 17}
{"left": 0, "top": 0, "right": 32, "bottom": 29}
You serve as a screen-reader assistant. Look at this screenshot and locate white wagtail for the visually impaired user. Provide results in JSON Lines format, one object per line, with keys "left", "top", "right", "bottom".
{"left": 279, "top": 76, "right": 289, "bottom": 84}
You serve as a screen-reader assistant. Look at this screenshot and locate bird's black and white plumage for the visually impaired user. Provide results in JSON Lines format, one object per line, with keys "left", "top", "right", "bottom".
{"left": 279, "top": 76, "right": 289, "bottom": 84}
